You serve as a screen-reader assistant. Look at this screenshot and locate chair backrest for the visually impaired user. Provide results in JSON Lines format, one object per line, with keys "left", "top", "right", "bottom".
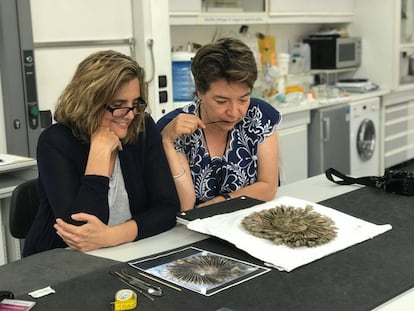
{"left": 9, "top": 179, "right": 39, "bottom": 239}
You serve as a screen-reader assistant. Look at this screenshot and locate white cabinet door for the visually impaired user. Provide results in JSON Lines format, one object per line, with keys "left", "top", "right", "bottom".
{"left": 31, "top": 0, "right": 132, "bottom": 41}
{"left": 269, "top": 0, "right": 353, "bottom": 23}
{"left": 269, "top": 0, "right": 354, "bottom": 14}
{"left": 31, "top": 0, "right": 134, "bottom": 119}
{"left": 278, "top": 125, "right": 308, "bottom": 185}
{"left": 277, "top": 109, "right": 310, "bottom": 185}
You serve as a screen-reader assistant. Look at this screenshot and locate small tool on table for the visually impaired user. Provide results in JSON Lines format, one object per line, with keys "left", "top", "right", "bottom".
{"left": 111, "top": 269, "right": 163, "bottom": 301}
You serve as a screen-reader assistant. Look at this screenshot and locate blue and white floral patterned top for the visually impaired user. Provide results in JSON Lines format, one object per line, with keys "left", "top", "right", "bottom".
{"left": 157, "top": 98, "right": 282, "bottom": 205}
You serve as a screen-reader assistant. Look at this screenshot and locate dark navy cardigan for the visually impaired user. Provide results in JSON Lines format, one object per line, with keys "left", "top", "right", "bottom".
{"left": 23, "top": 116, "right": 179, "bottom": 256}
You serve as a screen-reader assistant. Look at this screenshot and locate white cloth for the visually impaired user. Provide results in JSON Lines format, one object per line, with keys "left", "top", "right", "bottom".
{"left": 187, "top": 196, "right": 392, "bottom": 272}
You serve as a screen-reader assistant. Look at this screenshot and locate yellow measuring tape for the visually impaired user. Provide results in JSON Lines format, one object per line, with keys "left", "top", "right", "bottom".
{"left": 113, "top": 289, "right": 137, "bottom": 311}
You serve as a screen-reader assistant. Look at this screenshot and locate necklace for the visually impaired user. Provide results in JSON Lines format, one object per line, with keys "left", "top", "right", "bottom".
{"left": 201, "top": 129, "right": 230, "bottom": 158}
{"left": 198, "top": 101, "right": 230, "bottom": 156}
{"left": 198, "top": 101, "right": 231, "bottom": 195}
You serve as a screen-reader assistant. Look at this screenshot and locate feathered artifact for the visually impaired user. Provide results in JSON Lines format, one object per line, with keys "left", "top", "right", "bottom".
{"left": 241, "top": 205, "right": 337, "bottom": 248}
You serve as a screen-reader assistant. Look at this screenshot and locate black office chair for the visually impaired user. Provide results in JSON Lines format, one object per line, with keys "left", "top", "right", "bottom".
{"left": 9, "top": 179, "right": 39, "bottom": 239}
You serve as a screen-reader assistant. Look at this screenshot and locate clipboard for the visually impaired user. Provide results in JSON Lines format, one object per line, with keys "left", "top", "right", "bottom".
{"left": 176, "top": 196, "right": 264, "bottom": 225}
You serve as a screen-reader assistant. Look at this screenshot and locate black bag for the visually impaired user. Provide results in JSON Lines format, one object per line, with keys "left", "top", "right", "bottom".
{"left": 325, "top": 168, "right": 414, "bottom": 196}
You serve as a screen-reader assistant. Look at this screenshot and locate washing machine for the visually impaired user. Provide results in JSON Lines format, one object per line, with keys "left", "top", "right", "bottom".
{"left": 349, "top": 97, "right": 380, "bottom": 176}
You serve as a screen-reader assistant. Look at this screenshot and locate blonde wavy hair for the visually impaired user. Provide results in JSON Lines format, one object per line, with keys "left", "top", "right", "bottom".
{"left": 54, "top": 50, "right": 147, "bottom": 143}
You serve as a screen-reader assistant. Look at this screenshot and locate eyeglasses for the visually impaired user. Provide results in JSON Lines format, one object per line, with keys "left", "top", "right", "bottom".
{"left": 104, "top": 97, "right": 147, "bottom": 118}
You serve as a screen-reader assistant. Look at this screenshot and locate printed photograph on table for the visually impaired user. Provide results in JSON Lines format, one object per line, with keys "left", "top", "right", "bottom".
{"left": 129, "top": 247, "right": 270, "bottom": 296}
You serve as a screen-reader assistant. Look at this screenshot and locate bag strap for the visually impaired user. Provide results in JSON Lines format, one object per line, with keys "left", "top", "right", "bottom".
{"left": 325, "top": 168, "right": 385, "bottom": 189}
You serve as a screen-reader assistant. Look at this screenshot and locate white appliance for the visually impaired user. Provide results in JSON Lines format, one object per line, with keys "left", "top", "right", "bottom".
{"left": 349, "top": 97, "right": 380, "bottom": 176}
{"left": 335, "top": 79, "right": 379, "bottom": 93}
{"left": 308, "top": 96, "right": 380, "bottom": 178}
{"left": 308, "top": 103, "right": 350, "bottom": 177}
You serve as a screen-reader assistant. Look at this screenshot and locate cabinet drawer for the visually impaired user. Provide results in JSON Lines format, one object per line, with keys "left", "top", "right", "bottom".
{"left": 385, "top": 121, "right": 408, "bottom": 136}
{"left": 278, "top": 110, "right": 310, "bottom": 130}
{"left": 385, "top": 135, "right": 408, "bottom": 152}
{"left": 385, "top": 105, "right": 408, "bottom": 121}
{"left": 269, "top": 0, "right": 353, "bottom": 14}
{"left": 385, "top": 150, "right": 407, "bottom": 168}
{"left": 408, "top": 144, "right": 414, "bottom": 159}
{"left": 409, "top": 115, "right": 414, "bottom": 130}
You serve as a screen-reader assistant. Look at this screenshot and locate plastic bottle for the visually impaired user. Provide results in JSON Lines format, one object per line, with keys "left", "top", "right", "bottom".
{"left": 277, "top": 53, "right": 290, "bottom": 76}
{"left": 289, "top": 43, "right": 311, "bottom": 74}
{"left": 300, "top": 42, "right": 311, "bottom": 72}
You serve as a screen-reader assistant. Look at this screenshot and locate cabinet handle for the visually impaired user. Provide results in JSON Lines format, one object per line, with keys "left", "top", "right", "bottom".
{"left": 322, "top": 117, "right": 330, "bottom": 142}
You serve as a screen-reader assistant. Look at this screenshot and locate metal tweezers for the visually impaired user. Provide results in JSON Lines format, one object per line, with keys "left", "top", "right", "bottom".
{"left": 110, "top": 269, "right": 163, "bottom": 301}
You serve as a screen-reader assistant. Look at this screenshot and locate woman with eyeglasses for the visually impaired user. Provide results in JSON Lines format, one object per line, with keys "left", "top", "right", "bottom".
{"left": 23, "top": 50, "right": 179, "bottom": 256}
{"left": 157, "top": 38, "right": 281, "bottom": 211}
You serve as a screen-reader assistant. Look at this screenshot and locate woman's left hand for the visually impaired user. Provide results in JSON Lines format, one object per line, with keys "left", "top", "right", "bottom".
{"left": 54, "top": 213, "right": 112, "bottom": 252}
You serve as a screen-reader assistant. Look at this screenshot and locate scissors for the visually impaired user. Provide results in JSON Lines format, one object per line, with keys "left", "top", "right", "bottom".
{"left": 111, "top": 269, "right": 163, "bottom": 301}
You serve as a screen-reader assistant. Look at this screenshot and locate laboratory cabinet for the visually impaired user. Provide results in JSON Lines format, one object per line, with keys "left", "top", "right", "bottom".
{"left": 277, "top": 110, "right": 310, "bottom": 185}
{"left": 383, "top": 90, "right": 414, "bottom": 169}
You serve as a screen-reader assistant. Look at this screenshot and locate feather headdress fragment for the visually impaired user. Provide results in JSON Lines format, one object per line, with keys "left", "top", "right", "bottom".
{"left": 242, "top": 205, "right": 337, "bottom": 248}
